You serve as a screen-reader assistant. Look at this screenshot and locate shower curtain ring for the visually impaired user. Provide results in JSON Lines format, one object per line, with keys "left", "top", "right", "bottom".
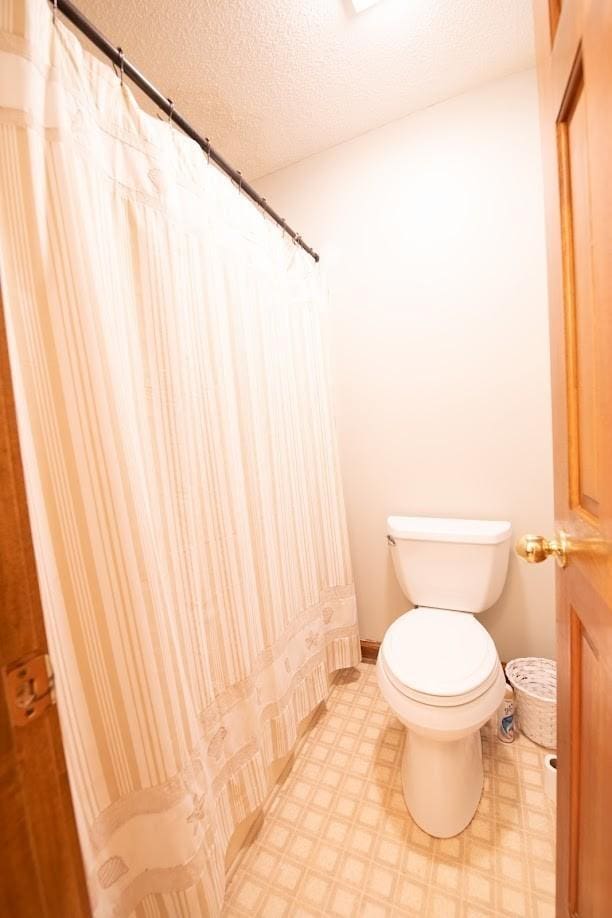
{"left": 51, "top": 0, "right": 57, "bottom": 24}
{"left": 205, "top": 137, "right": 211, "bottom": 164}
{"left": 167, "top": 98, "right": 174, "bottom": 124}
{"left": 280, "top": 218, "right": 286, "bottom": 237}
{"left": 237, "top": 171, "right": 243, "bottom": 194}
{"left": 117, "top": 47, "right": 124, "bottom": 85}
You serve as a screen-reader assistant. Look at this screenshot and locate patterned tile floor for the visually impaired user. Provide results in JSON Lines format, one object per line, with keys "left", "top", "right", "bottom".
{"left": 223, "top": 662, "right": 556, "bottom": 917}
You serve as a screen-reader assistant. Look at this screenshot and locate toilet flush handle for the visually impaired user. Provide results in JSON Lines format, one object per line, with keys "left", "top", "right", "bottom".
{"left": 387, "top": 534, "right": 396, "bottom": 547}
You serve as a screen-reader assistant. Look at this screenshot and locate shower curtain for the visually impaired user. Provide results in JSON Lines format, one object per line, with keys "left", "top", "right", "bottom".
{"left": 0, "top": 1, "right": 360, "bottom": 914}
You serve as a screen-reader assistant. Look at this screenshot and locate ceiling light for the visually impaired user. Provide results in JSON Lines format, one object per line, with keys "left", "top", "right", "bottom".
{"left": 351, "top": 0, "right": 383, "bottom": 12}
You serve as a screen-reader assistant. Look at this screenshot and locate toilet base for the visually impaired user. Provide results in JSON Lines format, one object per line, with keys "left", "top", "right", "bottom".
{"left": 401, "top": 728, "right": 484, "bottom": 838}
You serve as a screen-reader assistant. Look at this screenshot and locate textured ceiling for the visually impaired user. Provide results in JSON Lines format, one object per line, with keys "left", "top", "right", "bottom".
{"left": 70, "top": 0, "right": 535, "bottom": 179}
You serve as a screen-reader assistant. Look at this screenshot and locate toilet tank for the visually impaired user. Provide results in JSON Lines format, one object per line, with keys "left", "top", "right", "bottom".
{"left": 387, "top": 516, "right": 512, "bottom": 613}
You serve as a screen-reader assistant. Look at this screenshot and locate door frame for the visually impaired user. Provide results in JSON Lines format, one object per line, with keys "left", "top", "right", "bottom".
{"left": 0, "top": 287, "right": 89, "bottom": 916}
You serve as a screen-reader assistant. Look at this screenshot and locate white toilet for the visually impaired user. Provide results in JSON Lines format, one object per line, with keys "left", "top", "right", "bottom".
{"left": 377, "top": 515, "right": 511, "bottom": 838}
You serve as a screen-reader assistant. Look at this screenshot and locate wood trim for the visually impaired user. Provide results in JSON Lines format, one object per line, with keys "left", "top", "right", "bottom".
{"left": 360, "top": 640, "right": 380, "bottom": 662}
{"left": 567, "top": 602, "right": 582, "bottom": 913}
{"left": 547, "top": 0, "right": 561, "bottom": 42}
{"left": 0, "top": 288, "right": 90, "bottom": 916}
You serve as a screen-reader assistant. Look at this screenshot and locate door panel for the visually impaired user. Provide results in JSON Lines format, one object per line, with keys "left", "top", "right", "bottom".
{"left": 565, "top": 569, "right": 611, "bottom": 918}
{"left": 557, "top": 65, "right": 600, "bottom": 520}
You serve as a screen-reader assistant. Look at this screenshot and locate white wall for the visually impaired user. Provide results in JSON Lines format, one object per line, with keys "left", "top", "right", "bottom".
{"left": 257, "top": 69, "right": 555, "bottom": 662}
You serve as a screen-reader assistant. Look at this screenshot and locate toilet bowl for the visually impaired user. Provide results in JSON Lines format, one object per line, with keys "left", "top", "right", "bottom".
{"left": 377, "top": 607, "right": 506, "bottom": 837}
{"left": 378, "top": 516, "right": 511, "bottom": 837}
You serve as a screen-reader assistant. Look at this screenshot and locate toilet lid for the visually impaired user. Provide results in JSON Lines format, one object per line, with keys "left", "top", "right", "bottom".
{"left": 381, "top": 607, "right": 498, "bottom": 699}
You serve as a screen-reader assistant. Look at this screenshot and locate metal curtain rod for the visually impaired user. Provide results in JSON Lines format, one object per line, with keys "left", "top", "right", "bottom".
{"left": 51, "top": 0, "right": 319, "bottom": 262}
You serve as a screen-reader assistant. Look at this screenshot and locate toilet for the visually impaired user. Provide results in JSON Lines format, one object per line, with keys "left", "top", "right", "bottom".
{"left": 377, "top": 515, "right": 511, "bottom": 838}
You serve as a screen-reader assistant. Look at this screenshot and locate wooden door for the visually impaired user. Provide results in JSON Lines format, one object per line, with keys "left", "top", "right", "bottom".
{"left": 0, "top": 289, "right": 90, "bottom": 916}
{"left": 531, "top": 1, "right": 612, "bottom": 915}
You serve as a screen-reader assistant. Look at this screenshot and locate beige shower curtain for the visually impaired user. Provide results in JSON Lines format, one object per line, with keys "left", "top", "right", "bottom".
{"left": 0, "top": 1, "right": 360, "bottom": 914}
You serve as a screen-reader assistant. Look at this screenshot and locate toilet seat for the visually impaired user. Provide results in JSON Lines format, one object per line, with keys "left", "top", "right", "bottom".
{"left": 380, "top": 607, "right": 499, "bottom": 707}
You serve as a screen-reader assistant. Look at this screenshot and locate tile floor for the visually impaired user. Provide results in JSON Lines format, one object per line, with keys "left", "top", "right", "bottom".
{"left": 223, "top": 662, "right": 556, "bottom": 917}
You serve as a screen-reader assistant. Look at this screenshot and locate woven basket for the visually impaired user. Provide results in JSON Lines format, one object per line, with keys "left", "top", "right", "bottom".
{"left": 505, "top": 657, "right": 557, "bottom": 749}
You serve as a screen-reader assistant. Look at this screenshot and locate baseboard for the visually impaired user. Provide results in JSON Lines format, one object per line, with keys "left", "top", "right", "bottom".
{"left": 360, "top": 640, "right": 380, "bottom": 662}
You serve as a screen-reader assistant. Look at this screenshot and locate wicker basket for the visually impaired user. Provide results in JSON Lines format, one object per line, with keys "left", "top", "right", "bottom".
{"left": 505, "top": 657, "right": 557, "bottom": 749}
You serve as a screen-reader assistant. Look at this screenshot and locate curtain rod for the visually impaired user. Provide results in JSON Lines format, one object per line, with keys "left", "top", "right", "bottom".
{"left": 51, "top": 0, "right": 319, "bottom": 262}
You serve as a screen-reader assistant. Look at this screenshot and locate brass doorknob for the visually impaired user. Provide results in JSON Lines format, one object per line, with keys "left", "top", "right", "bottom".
{"left": 515, "top": 532, "right": 568, "bottom": 568}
